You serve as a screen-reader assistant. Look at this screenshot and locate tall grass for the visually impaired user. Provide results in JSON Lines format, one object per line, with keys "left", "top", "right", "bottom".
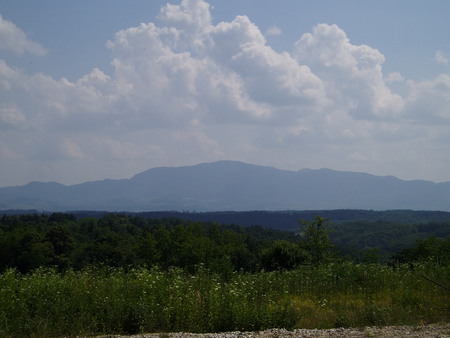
{"left": 0, "top": 263, "right": 448, "bottom": 337}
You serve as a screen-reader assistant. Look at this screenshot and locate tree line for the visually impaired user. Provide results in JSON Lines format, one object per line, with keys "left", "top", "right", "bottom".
{"left": 0, "top": 212, "right": 448, "bottom": 274}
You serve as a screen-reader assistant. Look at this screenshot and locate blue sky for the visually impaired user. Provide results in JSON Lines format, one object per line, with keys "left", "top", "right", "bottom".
{"left": 1, "top": 0, "right": 450, "bottom": 186}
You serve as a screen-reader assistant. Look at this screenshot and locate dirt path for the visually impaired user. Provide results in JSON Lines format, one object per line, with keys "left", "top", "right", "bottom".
{"left": 102, "top": 323, "right": 450, "bottom": 337}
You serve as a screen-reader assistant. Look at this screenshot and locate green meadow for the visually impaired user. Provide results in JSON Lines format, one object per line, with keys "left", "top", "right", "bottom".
{"left": 0, "top": 262, "right": 448, "bottom": 337}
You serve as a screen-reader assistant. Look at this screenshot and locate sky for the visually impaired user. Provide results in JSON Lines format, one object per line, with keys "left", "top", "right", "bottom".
{"left": 1, "top": 0, "right": 450, "bottom": 187}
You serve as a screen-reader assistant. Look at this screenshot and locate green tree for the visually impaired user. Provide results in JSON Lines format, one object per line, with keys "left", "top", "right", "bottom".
{"left": 138, "top": 232, "right": 159, "bottom": 267}
{"left": 298, "top": 216, "right": 334, "bottom": 265}
{"left": 261, "top": 240, "right": 307, "bottom": 271}
{"left": 392, "top": 236, "right": 450, "bottom": 265}
{"left": 44, "top": 225, "right": 75, "bottom": 270}
{"left": 16, "top": 230, "right": 53, "bottom": 272}
{"left": 361, "top": 248, "right": 382, "bottom": 264}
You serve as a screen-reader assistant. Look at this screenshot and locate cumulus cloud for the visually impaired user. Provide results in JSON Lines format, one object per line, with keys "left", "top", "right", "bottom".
{"left": 1, "top": 0, "right": 450, "bottom": 185}
{"left": 405, "top": 74, "right": 450, "bottom": 123}
{"left": 0, "top": 103, "right": 26, "bottom": 129}
{"left": 0, "top": 14, "right": 47, "bottom": 56}
{"left": 0, "top": 60, "right": 18, "bottom": 90}
{"left": 158, "top": 0, "right": 212, "bottom": 52}
{"left": 385, "top": 72, "right": 404, "bottom": 83}
{"left": 105, "top": 7, "right": 327, "bottom": 127}
{"left": 293, "top": 24, "right": 404, "bottom": 120}
{"left": 266, "top": 25, "right": 282, "bottom": 37}
{"left": 434, "top": 50, "right": 448, "bottom": 67}
{"left": 59, "top": 140, "right": 84, "bottom": 159}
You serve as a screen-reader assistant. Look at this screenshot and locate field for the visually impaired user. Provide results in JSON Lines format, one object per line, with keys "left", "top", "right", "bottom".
{"left": 0, "top": 262, "right": 448, "bottom": 337}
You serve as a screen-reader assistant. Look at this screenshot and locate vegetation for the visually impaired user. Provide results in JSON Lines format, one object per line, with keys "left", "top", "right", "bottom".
{"left": 78, "top": 209, "right": 450, "bottom": 263}
{"left": 0, "top": 212, "right": 449, "bottom": 336}
{"left": 298, "top": 216, "right": 334, "bottom": 265}
{"left": 2, "top": 212, "right": 449, "bottom": 273}
{"left": 0, "top": 263, "right": 448, "bottom": 336}
{"left": 0, "top": 213, "right": 294, "bottom": 274}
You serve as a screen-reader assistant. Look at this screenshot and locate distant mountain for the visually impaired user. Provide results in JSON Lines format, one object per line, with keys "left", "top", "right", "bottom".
{"left": 1, "top": 160, "right": 450, "bottom": 211}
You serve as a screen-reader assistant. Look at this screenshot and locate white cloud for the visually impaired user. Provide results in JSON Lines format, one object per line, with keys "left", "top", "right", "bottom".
{"left": 0, "top": 103, "right": 26, "bottom": 129}
{"left": 434, "top": 50, "right": 448, "bottom": 67}
{"left": 293, "top": 24, "right": 404, "bottom": 120}
{"left": 106, "top": 11, "right": 327, "bottom": 127}
{"left": 0, "top": 59, "right": 21, "bottom": 90}
{"left": 266, "top": 25, "right": 282, "bottom": 37}
{"left": 0, "top": 14, "right": 47, "bottom": 56}
{"left": 405, "top": 74, "right": 450, "bottom": 123}
{"left": 385, "top": 72, "right": 404, "bottom": 83}
{"left": 1, "top": 0, "right": 450, "bottom": 185}
{"left": 207, "top": 16, "right": 326, "bottom": 119}
{"left": 60, "top": 140, "right": 84, "bottom": 160}
{"left": 158, "top": 0, "right": 212, "bottom": 51}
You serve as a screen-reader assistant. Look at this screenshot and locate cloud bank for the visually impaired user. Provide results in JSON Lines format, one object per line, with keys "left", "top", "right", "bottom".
{"left": 0, "top": 14, "right": 46, "bottom": 56}
{"left": 1, "top": 0, "right": 449, "bottom": 185}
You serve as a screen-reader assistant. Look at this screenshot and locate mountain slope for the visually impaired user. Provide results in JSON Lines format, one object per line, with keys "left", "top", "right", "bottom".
{"left": 0, "top": 161, "right": 449, "bottom": 211}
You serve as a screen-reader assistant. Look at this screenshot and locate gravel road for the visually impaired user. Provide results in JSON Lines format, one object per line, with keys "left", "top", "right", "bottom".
{"left": 103, "top": 323, "right": 450, "bottom": 337}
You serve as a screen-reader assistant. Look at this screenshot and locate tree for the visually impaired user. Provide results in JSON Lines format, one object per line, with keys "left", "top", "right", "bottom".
{"left": 16, "top": 230, "right": 53, "bottom": 273}
{"left": 44, "top": 225, "right": 75, "bottom": 270}
{"left": 392, "top": 236, "right": 450, "bottom": 265}
{"left": 261, "top": 240, "right": 307, "bottom": 271}
{"left": 361, "top": 248, "right": 382, "bottom": 264}
{"left": 298, "top": 216, "right": 334, "bottom": 265}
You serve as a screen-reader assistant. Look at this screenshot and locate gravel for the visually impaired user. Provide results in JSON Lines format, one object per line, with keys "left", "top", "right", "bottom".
{"left": 103, "top": 323, "right": 450, "bottom": 337}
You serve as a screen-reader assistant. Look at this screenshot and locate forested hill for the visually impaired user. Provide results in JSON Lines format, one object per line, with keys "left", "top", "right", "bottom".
{"left": 5, "top": 208, "right": 450, "bottom": 232}
{"left": 73, "top": 209, "right": 450, "bottom": 262}
{"left": 129, "top": 209, "right": 450, "bottom": 232}
{"left": 1, "top": 161, "right": 450, "bottom": 211}
{"left": 1, "top": 212, "right": 449, "bottom": 274}
{"left": 1, "top": 209, "right": 449, "bottom": 269}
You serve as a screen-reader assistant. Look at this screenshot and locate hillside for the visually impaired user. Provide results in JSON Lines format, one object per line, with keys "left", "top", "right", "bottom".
{"left": 1, "top": 161, "right": 449, "bottom": 211}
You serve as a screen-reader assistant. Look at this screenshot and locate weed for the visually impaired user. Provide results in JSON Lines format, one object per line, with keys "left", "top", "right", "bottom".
{"left": 0, "top": 262, "right": 448, "bottom": 336}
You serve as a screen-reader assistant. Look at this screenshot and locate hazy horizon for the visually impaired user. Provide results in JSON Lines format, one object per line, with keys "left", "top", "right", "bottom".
{"left": 2, "top": 160, "right": 450, "bottom": 189}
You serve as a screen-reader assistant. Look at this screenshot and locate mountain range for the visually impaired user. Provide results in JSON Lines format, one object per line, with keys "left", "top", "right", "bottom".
{"left": 1, "top": 161, "right": 450, "bottom": 212}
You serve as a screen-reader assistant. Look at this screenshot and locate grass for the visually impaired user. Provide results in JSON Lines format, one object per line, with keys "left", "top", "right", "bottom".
{"left": 0, "top": 262, "right": 448, "bottom": 337}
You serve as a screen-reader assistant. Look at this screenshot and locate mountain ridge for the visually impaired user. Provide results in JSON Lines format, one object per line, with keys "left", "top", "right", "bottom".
{"left": 1, "top": 160, "right": 449, "bottom": 211}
